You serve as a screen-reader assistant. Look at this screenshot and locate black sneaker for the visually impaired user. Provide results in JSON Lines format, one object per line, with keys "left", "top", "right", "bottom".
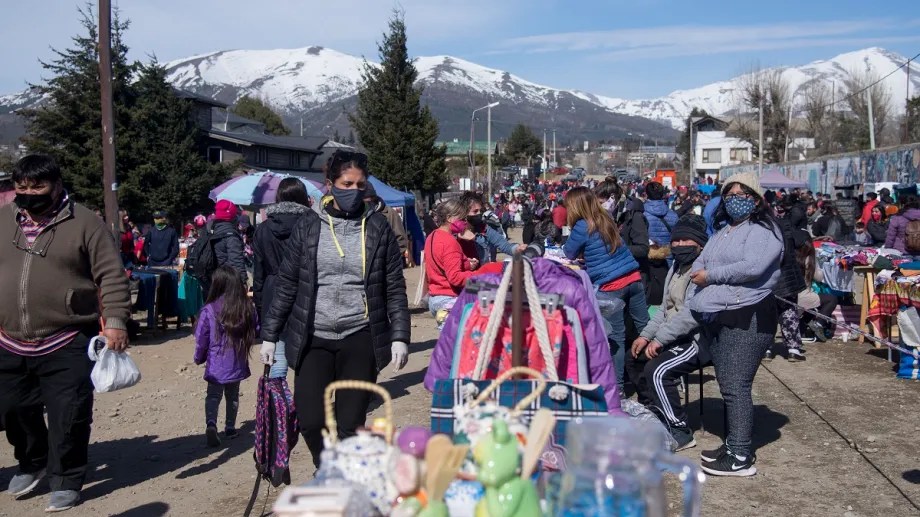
{"left": 671, "top": 425, "right": 696, "bottom": 452}
{"left": 701, "top": 448, "right": 757, "bottom": 477}
{"left": 763, "top": 349, "right": 774, "bottom": 362}
{"left": 787, "top": 349, "right": 806, "bottom": 362}
{"left": 700, "top": 444, "right": 727, "bottom": 463}
{"left": 224, "top": 427, "right": 239, "bottom": 439}
{"left": 808, "top": 321, "right": 827, "bottom": 342}
{"left": 206, "top": 425, "right": 221, "bottom": 447}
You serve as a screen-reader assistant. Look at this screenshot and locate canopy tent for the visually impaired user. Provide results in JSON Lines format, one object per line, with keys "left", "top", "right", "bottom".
{"left": 367, "top": 176, "right": 424, "bottom": 265}
{"left": 759, "top": 170, "right": 809, "bottom": 190}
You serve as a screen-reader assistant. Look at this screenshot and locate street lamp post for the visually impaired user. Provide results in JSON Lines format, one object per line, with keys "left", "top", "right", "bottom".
{"left": 542, "top": 129, "right": 547, "bottom": 182}
{"left": 866, "top": 62, "right": 877, "bottom": 150}
{"left": 758, "top": 94, "right": 764, "bottom": 176}
{"left": 470, "top": 101, "right": 499, "bottom": 191}
{"left": 485, "top": 101, "right": 499, "bottom": 199}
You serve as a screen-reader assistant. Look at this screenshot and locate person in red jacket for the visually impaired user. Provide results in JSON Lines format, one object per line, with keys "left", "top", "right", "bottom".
{"left": 551, "top": 198, "right": 568, "bottom": 242}
{"left": 860, "top": 192, "right": 879, "bottom": 225}
{"left": 424, "top": 198, "right": 478, "bottom": 328}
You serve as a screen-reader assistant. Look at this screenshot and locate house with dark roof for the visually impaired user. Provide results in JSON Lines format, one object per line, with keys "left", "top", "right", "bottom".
{"left": 174, "top": 89, "right": 329, "bottom": 173}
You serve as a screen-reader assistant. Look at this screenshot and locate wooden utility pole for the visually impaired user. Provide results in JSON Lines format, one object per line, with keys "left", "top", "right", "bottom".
{"left": 99, "top": 0, "right": 120, "bottom": 236}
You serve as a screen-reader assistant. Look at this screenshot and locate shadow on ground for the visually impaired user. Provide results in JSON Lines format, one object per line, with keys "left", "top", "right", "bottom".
{"left": 74, "top": 421, "right": 255, "bottom": 501}
{"left": 110, "top": 502, "right": 171, "bottom": 516}
{"left": 685, "top": 398, "right": 789, "bottom": 451}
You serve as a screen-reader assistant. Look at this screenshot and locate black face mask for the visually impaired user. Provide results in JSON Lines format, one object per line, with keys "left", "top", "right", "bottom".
{"left": 15, "top": 193, "right": 56, "bottom": 214}
{"left": 671, "top": 245, "right": 701, "bottom": 265}
{"left": 467, "top": 214, "right": 484, "bottom": 228}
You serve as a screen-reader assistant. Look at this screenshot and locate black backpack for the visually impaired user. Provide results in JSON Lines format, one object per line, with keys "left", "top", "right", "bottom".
{"left": 185, "top": 227, "right": 237, "bottom": 281}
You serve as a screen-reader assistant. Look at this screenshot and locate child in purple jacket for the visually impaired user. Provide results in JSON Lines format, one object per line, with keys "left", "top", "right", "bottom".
{"left": 194, "top": 266, "right": 259, "bottom": 447}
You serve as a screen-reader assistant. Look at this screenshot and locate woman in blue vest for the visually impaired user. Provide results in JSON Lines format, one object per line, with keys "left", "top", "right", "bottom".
{"left": 564, "top": 187, "right": 649, "bottom": 393}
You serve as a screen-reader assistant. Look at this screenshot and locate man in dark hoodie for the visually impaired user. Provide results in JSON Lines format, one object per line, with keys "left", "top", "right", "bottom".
{"left": 253, "top": 178, "right": 311, "bottom": 378}
{"left": 143, "top": 210, "right": 179, "bottom": 266}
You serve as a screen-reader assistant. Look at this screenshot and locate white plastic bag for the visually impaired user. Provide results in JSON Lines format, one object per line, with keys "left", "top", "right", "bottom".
{"left": 87, "top": 336, "right": 142, "bottom": 393}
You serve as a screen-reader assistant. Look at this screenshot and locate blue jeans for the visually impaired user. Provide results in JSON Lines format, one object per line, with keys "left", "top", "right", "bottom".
{"left": 269, "top": 340, "right": 288, "bottom": 379}
{"left": 596, "top": 281, "right": 649, "bottom": 392}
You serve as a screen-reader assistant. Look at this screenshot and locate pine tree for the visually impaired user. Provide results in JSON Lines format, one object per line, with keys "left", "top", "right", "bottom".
{"left": 333, "top": 128, "right": 342, "bottom": 142}
{"left": 504, "top": 124, "right": 541, "bottom": 165}
{"left": 677, "top": 107, "right": 709, "bottom": 169}
{"left": 231, "top": 95, "right": 290, "bottom": 135}
{"left": 118, "top": 61, "right": 231, "bottom": 220}
{"left": 349, "top": 11, "right": 447, "bottom": 193}
{"left": 346, "top": 129, "right": 356, "bottom": 145}
{"left": 21, "top": 6, "right": 136, "bottom": 209}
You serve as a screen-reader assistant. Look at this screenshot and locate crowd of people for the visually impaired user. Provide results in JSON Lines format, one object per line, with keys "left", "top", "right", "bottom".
{"left": 3, "top": 147, "right": 915, "bottom": 510}
{"left": 420, "top": 170, "right": 919, "bottom": 478}
{"left": 0, "top": 151, "right": 410, "bottom": 511}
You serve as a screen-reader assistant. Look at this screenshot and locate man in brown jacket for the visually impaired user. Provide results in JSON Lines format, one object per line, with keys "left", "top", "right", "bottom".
{"left": 0, "top": 154, "right": 131, "bottom": 512}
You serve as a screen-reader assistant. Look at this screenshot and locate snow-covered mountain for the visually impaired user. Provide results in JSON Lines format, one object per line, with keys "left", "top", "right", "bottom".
{"left": 162, "top": 46, "right": 918, "bottom": 133}
{"left": 594, "top": 47, "right": 919, "bottom": 128}
{"left": 162, "top": 46, "right": 674, "bottom": 141}
{"left": 1, "top": 46, "right": 916, "bottom": 144}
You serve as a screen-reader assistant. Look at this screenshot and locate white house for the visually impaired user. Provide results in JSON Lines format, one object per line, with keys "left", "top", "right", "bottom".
{"left": 691, "top": 116, "right": 753, "bottom": 182}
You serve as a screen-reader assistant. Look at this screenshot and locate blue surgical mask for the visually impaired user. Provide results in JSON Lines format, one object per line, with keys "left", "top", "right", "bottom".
{"left": 725, "top": 196, "right": 757, "bottom": 221}
{"left": 331, "top": 187, "right": 366, "bottom": 215}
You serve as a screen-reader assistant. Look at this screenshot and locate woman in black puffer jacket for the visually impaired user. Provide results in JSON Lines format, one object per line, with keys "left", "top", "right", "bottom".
{"left": 253, "top": 178, "right": 312, "bottom": 379}
{"left": 260, "top": 151, "right": 410, "bottom": 466}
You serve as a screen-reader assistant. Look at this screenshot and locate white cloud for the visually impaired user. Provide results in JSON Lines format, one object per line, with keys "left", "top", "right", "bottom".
{"left": 494, "top": 19, "right": 920, "bottom": 60}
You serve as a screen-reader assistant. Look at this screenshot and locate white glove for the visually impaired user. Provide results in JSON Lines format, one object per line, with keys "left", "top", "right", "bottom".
{"left": 259, "top": 341, "right": 276, "bottom": 365}
{"left": 389, "top": 341, "right": 409, "bottom": 373}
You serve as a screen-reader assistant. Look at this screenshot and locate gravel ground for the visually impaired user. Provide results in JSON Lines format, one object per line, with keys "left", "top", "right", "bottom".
{"left": 1, "top": 232, "right": 918, "bottom": 516}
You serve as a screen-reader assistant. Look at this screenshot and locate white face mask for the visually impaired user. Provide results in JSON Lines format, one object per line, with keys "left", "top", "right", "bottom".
{"left": 602, "top": 198, "right": 615, "bottom": 210}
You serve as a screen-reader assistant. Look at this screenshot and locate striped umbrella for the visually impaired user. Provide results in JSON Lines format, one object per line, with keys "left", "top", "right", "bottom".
{"left": 208, "top": 171, "right": 325, "bottom": 207}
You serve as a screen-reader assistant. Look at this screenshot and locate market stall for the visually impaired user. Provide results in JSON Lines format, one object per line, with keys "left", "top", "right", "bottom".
{"left": 262, "top": 255, "right": 704, "bottom": 516}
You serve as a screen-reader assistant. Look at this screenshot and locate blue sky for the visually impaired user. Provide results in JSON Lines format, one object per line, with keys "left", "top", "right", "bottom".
{"left": 2, "top": 0, "right": 919, "bottom": 99}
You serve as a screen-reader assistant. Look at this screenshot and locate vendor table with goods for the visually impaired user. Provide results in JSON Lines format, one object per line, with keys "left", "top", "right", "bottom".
{"left": 815, "top": 244, "right": 910, "bottom": 343}
{"left": 266, "top": 255, "right": 705, "bottom": 517}
{"left": 131, "top": 267, "right": 180, "bottom": 329}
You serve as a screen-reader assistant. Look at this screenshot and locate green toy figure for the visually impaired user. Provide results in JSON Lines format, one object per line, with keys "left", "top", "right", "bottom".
{"left": 473, "top": 419, "right": 541, "bottom": 517}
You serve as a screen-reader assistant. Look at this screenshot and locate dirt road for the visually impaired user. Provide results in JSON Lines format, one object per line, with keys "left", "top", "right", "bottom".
{"left": 1, "top": 243, "right": 919, "bottom": 516}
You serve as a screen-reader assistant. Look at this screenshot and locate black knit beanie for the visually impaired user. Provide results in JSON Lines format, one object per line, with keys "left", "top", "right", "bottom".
{"left": 670, "top": 214, "right": 708, "bottom": 247}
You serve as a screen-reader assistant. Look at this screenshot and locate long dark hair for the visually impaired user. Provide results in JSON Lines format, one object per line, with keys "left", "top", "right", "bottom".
{"left": 206, "top": 266, "right": 256, "bottom": 359}
{"left": 714, "top": 182, "right": 780, "bottom": 238}
{"left": 277, "top": 177, "right": 311, "bottom": 206}
{"left": 796, "top": 243, "right": 816, "bottom": 284}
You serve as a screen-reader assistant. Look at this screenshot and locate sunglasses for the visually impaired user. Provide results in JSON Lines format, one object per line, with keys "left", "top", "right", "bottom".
{"left": 328, "top": 150, "right": 368, "bottom": 171}
{"left": 12, "top": 225, "right": 56, "bottom": 257}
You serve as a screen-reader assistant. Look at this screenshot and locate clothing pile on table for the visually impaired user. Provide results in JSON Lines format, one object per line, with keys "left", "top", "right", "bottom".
{"left": 815, "top": 244, "right": 909, "bottom": 294}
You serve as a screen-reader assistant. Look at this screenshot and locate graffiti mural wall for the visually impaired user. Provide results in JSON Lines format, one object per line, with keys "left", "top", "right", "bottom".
{"left": 721, "top": 143, "right": 920, "bottom": 193}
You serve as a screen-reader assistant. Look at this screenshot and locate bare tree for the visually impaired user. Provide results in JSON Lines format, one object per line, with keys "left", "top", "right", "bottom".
{"left": 732, "top": 67, "right": 791, "bottom": 164}
{"left": 843, "top": 67, "right": 892, "bottom": 149}
{"left": 800, "top": 81, "right": 835, "bottom": 156}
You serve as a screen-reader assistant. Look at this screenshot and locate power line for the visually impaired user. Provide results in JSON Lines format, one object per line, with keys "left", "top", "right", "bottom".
{"left": 812, "top": 51, "right": 920, "bottom": 112}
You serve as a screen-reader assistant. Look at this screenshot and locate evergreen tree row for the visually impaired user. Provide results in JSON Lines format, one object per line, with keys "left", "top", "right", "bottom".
{"left": 21, "top": 7, "right": 231, "bottom": 221}
{"left": 349, "top": 11, "right": 447, "bottom": 195}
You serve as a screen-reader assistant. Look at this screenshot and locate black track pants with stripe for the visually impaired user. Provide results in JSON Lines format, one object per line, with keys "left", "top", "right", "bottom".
{"left": 642, "top": 340, "right": 711, "bottom": 428}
